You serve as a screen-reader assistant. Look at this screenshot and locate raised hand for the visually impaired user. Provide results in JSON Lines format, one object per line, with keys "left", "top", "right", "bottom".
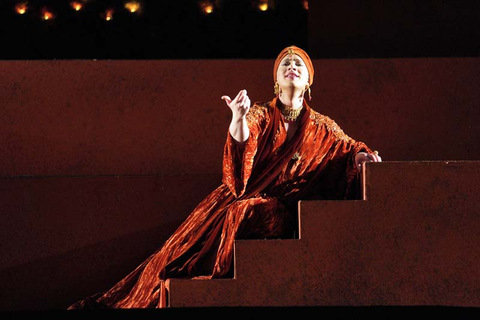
{"left": 222, "top": 89, "right": 251, "bottom": 144}
{"left": 221, "top": 89, "right": 251, "bottom": 119}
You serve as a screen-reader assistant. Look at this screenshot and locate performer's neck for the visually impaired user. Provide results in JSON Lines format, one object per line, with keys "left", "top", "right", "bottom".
{"left": 279, "top": 89, "right": 304, "bottom": 110}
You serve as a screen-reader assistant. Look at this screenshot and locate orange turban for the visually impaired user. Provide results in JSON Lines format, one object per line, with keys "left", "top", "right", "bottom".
{"left": 273, "top": 45, "right": 314, "bottom": 87}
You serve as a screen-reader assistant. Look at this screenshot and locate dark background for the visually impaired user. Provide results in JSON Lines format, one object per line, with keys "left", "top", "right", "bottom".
{"left": 1, "top": 0, "right": 308, "bottom": 59}
{"left": 1, "top": 0, "right": 479, "bottom": 59}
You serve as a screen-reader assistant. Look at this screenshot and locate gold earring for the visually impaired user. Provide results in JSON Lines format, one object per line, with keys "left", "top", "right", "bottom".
{"left": 305, "top": 84, "right": 312, "bottom": 101}
{"left": 274, "top": 82, "right": 280, "bottom": 95}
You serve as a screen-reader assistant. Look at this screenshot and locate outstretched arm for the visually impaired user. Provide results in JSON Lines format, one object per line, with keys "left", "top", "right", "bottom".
{"left": 222, "top": 89, "right": 251, "bottom": 144}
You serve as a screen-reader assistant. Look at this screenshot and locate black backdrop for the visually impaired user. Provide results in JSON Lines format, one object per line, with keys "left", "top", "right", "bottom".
{"left": 1, "top": 0, "right": 479, "bottom": 60}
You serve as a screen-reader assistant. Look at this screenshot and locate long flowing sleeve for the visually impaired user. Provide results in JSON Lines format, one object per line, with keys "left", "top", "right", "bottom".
{"left": 338, "top": 137, "right": 372, "bottom": 199}
{"left": 222, "top": 103, "right": 268, "bottom": 198}
{"left": 307, "top": 113, "right": 373, "bottom": 200}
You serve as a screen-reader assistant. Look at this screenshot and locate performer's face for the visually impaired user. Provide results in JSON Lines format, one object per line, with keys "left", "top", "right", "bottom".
{"left": 276, "top": 54, "right": 309, "bottom": 90}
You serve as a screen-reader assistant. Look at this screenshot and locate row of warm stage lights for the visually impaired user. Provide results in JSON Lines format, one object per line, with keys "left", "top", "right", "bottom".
{"left": 14, "top": 0, "right": 309, "bottom": 22}
{"left": 14, "top": 1, "right": 140, "bottom": 21}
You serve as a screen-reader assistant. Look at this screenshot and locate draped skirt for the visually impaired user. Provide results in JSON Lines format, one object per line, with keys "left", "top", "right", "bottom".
{"left": 67, "top": 184, "right": 295, "bottom": 309}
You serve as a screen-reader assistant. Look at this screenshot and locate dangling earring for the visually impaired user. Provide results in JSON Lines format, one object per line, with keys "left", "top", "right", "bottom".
{"left": 305, "top": 84, "right": 312, "bottom": 101}
{"left": 274, "top": 82, "right": 281, "bottom": 96}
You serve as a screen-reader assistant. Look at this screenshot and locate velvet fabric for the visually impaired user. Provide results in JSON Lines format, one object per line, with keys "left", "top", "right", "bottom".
{"left": 67, "top": 97, "right": 372, "bottom": 309}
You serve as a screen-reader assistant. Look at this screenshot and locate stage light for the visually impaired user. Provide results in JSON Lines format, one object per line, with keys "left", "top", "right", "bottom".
{"left": 103, "top": 8, "right": 114, "bottom": 21}
{"left": 41, "top": 7, "right": 55, "bottom": 20}
{"left": 15, "top": 2, "right": 28, "bottom": 15}
{"left": 199, "top": 0, "right": 214, "bottom": 15}
{"left": 70, "top": 1, "right": 84, "bottom": 11}
{"left": 125, "top": 1, "right": 141, "bottom": 13}
{"left": 258, "top": 3, "right": 268, "bottom": 11}
{"left": 302, "top": 0, "right": 309, "bottom": 10}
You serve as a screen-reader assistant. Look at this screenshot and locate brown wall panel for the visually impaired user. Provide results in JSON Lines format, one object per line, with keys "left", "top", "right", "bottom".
{"left": 0, "top": 174, "right": 222, "bottom": 310}
{"left": 0, "top": 58, "right": 479, "bottom": 177}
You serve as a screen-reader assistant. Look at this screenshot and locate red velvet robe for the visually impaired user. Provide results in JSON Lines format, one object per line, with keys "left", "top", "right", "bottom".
{"left": 68, "top": 97, "right": 373, "bottom": 309}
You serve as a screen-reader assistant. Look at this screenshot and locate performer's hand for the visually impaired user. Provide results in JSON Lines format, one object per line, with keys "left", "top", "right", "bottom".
{"left": 355, "top": 151, "right": 382, "bottom": 172}
{"left": 221, "top": 89, "right": 251, "bottom": 119}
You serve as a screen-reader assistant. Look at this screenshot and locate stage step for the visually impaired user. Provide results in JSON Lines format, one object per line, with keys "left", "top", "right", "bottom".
{"left": 168, "top": 161, "right": 480, "bottom": 307}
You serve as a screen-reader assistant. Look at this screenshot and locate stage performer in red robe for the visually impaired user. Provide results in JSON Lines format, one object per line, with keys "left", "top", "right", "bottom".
{"left": 68, "top": 45, "right": 382, "bottom": 309}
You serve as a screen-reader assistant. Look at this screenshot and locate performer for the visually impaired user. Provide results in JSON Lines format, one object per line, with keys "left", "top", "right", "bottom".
{"left": 68, "top": 45, "right": 381, "bottom": 309}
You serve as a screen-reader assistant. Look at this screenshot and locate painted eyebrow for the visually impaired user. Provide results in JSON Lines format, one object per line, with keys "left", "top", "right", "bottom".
{"left": 282, "top": 57, "right": 304, "bottom": 64}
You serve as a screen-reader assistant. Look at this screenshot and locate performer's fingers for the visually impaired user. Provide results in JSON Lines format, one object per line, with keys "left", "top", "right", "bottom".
{"left": 245, "top": 96, "right": 251, "bottom": 108}
{"left": 238, "top": 93, "right": 245, "bottom": 104}
{"left": 241, "top": 89, "right": 248, "bottom": 100}
{"left": 221, "top": 96, "right": 231, "bottom": 104}
{"left": 369, "top": 153, "right": 381, "bottom": 162}
{"left": 234, "top": 89, "right": 245, "bottom": 103}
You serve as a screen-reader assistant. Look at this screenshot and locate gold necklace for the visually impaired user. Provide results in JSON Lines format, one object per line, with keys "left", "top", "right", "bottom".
{"left": 279, "top": 103, "right": 303, "bottom": 121}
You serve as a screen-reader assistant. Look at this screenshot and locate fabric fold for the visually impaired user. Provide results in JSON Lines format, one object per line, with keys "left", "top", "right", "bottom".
{"left": 68, "top": 97, "right": 376, "bottom": 310}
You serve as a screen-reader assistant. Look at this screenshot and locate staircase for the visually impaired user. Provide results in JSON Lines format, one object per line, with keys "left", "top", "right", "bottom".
{"left": 1, "top": 161, "right": 479, "bottom": 311}
{"left": 167, "top": 161, "right": 480, "bottom": 307}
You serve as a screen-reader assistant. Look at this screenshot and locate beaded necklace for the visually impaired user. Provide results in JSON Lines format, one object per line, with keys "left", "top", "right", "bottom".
{"left": 279, "top": 103, "right": 303, "bottom": 121}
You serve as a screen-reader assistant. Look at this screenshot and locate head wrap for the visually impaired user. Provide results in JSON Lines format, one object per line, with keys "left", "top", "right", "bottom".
{"left": 273, "top": 45, "right": 314, "bottom": 87}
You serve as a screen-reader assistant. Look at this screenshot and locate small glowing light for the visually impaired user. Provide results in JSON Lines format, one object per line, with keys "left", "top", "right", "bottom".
{"left": 125, "top": 1, "right": 141, "bottom": 13}
{"left": 15, "top": 2, "right": 28, "bottom": 15}
{"left": 41, "top": 8, "right": 55, "bottom": 20}
{"left": 70, "top": 1, "right": 84, "bottom": 11}
{"left": 302, "top": 0, "right": 309, "bottom": 10}
{"left": 258, "top": 3, "right": 268, "bottom": 11}
{"left": 199, "top": 1, "right": 214, "bottom": 15}
{"left": 103, "top": 9, "right": 114, "bottom": 21}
